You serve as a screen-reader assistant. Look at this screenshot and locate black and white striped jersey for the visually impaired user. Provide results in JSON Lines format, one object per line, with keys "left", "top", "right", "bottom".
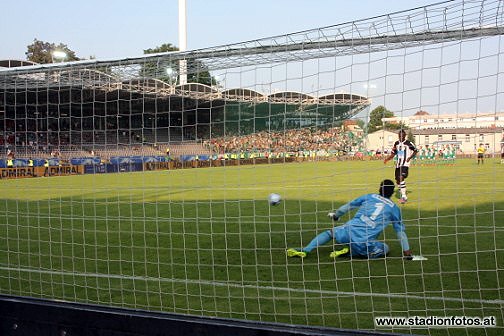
{"left": 392, "top": 140, "right": 417, "bottom": 168}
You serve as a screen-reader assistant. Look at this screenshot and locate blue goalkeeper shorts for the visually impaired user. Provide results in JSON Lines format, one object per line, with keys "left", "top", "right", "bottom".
{"left": 333, "top": 227, "right": 389, "bottom": 258}
{"left": 349, "top": 241, "right": 389, "bottom": 258}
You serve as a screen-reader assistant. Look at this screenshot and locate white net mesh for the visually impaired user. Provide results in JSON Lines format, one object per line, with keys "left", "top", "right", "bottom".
{"left": 0, "top": 0, "right": 503, "bottom": 334}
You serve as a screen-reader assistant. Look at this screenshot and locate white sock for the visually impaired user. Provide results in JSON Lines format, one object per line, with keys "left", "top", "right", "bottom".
{"left": 399, "top": 182, "right": 407, "bottom": 198}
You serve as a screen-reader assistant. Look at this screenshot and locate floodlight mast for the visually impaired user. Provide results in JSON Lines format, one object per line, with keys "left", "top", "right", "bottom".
{"left": 178, "top": 0, "right": 187, "bottom": 85}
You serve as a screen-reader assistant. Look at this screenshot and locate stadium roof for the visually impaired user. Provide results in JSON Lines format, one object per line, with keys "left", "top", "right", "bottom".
{"left": 0, "top": 63, "right": 370, "bottom": 107}
{"left": 0, "top": 59, "right": 37, "bottom": 68}
{"left": 222, "top": 89, "right": 265, "bottom": 102}
{"left": 268, "top": 91, "right": 314, "bottom": 104}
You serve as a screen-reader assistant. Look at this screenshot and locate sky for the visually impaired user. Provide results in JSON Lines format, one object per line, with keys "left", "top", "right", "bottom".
{"left": 2, "top": 0, "right": 502, "bottom": 116}
{"left": 1, "top": 0, "right": 442, "bottom": 61}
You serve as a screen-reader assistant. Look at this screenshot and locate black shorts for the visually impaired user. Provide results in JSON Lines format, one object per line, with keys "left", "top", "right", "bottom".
{"left": 478, "top": 153, "right": 484, "bottom": 158}
{"left": 395, "top": 166, "right": 409, "bottom": 181}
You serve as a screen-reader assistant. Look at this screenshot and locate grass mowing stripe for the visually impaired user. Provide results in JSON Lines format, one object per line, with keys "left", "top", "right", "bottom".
{"left": 1, "top": 158, "right": 503, "bottom": 333}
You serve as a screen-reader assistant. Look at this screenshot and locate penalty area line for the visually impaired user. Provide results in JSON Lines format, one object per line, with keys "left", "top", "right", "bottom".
{"left": 1, "top": 266, "right": 503, "bottom": 306}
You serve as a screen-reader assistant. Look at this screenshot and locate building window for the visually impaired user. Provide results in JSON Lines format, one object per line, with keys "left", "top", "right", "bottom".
{"left": 451, "top": 135, "right": 457, "bottom": 140}
{"left": 465, "top": 134, "right": 470, "bottom": 142}
{"left": 425, "top": 135, "right": 429, "bottom": 144}
{"left": 479, "top": 134, "right": 484, "bottom": 142}
{"left": 438, "top": 134, "right": 443, "bottom": 140}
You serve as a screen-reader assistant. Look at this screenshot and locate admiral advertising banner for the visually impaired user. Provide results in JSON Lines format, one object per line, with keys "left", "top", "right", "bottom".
{"left": 0, "top": 166, "right": 84, "bottom": 179}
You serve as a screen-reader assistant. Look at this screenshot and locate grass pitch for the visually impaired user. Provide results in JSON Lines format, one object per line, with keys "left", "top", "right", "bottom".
{"left": 0, "top": 158, "right": 503, "bottom": 335}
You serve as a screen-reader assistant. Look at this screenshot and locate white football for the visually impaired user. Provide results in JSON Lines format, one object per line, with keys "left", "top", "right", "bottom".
{"left": 268, "top": 193, "right": 282, "bottom": 206}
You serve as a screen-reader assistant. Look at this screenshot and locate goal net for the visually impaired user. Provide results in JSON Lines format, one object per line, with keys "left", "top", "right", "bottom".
{"left": 0, "top": 0, "right": 503, "bottom": 334}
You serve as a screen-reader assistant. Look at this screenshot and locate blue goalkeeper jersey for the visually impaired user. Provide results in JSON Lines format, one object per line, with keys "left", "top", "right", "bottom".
{"left": 333, "top": 194, "right": 407, "bottom": 247}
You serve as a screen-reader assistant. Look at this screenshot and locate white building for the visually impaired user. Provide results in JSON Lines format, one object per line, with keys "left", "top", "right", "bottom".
{"left": 382, "top": 111, "right": 504, "bottom": 130}
{"left": 366, "top": 128, "right": 504, "bottom": 155}
{"left": 365, "top": 130, "right": 398, "bottom": 153}
{"left": 413, "top": 127, "right": 503, "bottom": 155}
{"left": 370, "top": 111, "right": 504, "bottom": 154}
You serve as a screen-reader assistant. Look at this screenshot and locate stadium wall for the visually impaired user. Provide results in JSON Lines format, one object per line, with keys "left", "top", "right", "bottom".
{"left": 0, "top": 295, "right": 392, "bottom": 336}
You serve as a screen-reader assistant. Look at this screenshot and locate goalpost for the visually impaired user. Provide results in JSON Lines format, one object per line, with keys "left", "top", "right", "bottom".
{"left": 0, "top": 0, "right": 503, "bottom": 334}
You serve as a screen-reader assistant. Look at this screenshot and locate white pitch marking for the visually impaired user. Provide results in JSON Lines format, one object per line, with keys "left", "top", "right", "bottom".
{"left": 1, "top": 266, "right": 502, "bottom": 306}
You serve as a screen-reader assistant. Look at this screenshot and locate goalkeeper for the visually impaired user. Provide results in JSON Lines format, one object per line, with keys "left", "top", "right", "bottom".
{"left": 287, "top": 180, "right": 412, "bottom": 259}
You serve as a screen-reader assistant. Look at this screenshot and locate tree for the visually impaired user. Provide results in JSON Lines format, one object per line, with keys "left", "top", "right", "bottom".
{"left": 142, "top": 43, "right": 217, "bottom": 86}
{"left": 355, "top": 119, "right": 366, "bottom": 130}
{"left": 387, "top": 121, "right": 409, "bottom": 131}
{"left": 26, "top": 39, "right": 80, "bottom": 64}
{"left": 141, "top": 43, "right": 179, "bottom": 83}
{"left": 367, "top": 105, "right": 409, "bottom": 133}
{"left": 143, "top": 43, "right": 179, "bottom": 55}
{"left": 367, "top": 105, "right": 394, "bottom": 133}
{"left": 407, "top": 129, "right": 415, "bottom": 143}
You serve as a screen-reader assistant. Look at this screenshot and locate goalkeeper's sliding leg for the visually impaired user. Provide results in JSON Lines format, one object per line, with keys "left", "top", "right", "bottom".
{"left": 287, "top": 229, "right": 389, "bottom": 259}
{"left": 287, "top": 229, "right": 350, "bottom": 258}
{"left": 287, "top": 230, "right": 332, "bottom": 258}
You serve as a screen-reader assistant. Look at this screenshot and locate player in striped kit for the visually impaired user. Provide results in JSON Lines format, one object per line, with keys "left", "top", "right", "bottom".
{"left": 383, "top": 129, "right": 418, "bottom": 204}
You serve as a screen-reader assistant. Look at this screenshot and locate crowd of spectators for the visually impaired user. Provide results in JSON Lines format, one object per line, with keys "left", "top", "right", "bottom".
{"left": 2, "top": 124, "right": 365, "bottom": 163}
{"left": 203, "top": 127, "right": 359, "bottom": 154}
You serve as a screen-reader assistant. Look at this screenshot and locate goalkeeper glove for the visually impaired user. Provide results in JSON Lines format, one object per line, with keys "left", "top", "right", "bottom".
{"left": 327, "top": 212, "right": 339, "bottom": 221}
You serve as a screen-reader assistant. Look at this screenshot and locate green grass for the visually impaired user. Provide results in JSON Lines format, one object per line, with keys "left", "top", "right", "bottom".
{"left": 0, "top": 158, "right": 503, "bottom": 335}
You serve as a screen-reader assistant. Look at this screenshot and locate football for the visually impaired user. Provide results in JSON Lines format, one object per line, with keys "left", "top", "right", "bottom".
{"left": 268, "top": 193, "right": 282, "bottom": 206}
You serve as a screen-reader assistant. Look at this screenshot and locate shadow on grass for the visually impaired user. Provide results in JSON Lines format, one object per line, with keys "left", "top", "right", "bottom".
{"left": 0, "top": 195, "right": 502, "bottom": 333}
